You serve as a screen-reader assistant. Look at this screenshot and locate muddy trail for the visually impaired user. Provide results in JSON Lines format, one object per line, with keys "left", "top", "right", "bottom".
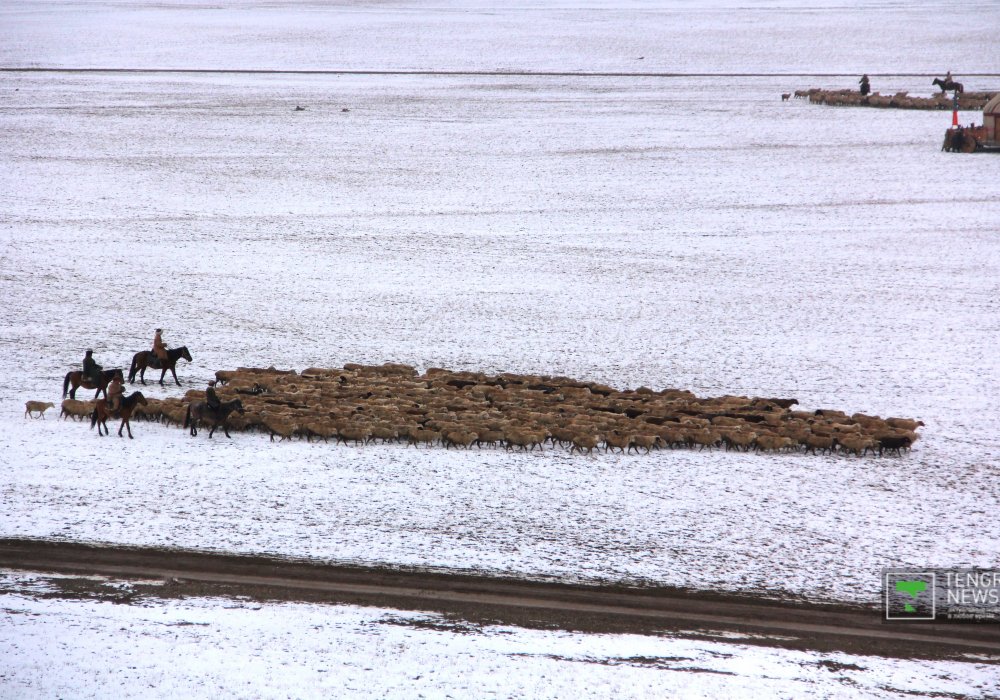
{"left": 2, "top": 538, "right": 997, "bottom": 662}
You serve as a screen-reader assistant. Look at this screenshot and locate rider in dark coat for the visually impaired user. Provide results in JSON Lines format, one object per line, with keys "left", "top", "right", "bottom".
{"left": 82, "top": 349, "right": 103, "bottom": 385}
{"left": 206, "top": 380, "right": 222, "bottom": 413}
{"left": 859, "top": 74, "right": 870, "bottom": 96}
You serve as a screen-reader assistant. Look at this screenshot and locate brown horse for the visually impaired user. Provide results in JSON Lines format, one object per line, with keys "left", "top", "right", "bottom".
{"left": 128, "top": 345, "right": 193, "bottom": 385}
{"left": 63, "top": 368, "right": 124, "bottom": 400}
{"left": 90, "top": 391, "right": 148, "bottom": 438}
{"left": 183, "top": 398, "right": 245, "bottom": 438}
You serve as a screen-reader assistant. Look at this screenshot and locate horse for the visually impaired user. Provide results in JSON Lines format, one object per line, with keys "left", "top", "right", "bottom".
{"left": 90, "top": 391, "right": 148, "bottom": 438}
{"left": 183, "top": 398, "right": 245, "bottom": 438}
{"left": 63, "top": 367, "right": 125, "bottom": 400}
{"left": 128, "top": 345, "right": 193, "bottom": 386}
{"left": 932, "top": 77, "right": 963, "bottom": 94}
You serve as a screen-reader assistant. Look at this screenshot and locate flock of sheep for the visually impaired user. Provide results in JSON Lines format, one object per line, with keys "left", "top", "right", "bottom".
{"left": 58, "top": 363, "right": 922, "bottom": 457}
{"left": 793, "top": 88, "right": 996, "bottom": 110}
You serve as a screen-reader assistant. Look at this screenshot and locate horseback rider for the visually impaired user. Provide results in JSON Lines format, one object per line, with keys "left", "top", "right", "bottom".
{"left": 82, "top": 349, "right": 103, "bottom": 385}
{"left": 106, "top": 373, "right": 124, "bottom": 413}
{"left": 859, "top": 74, "right": 870, "bottom": 96}
{"left": 151, "top": 328, "right": 168, "bottom": 368}
{"left": 206, "top": 379, "right": 222, "bottom": 413}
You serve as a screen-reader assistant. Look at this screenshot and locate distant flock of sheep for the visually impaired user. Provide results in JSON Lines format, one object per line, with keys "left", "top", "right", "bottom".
{"left": 793, "top": 88, "right": 996, "bottom": 110}
{"left": 56, "top": 363, "right": 923, "bottom": 457}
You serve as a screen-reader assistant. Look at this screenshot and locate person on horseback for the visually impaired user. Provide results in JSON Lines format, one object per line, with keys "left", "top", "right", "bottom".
{"left": 859, "top": 74, "right": 870, "bottom": 96}
{"left": 206, "top": 379, "right": 222, "bottom": 413}
{"left": 106, "top": 373, "right": 124, "bottom": 413}
{"left": 82, "top": 349, "right": 103, "bottom": 385}
{"left": 151, "top": 328, "right": 168, "bottom": 369}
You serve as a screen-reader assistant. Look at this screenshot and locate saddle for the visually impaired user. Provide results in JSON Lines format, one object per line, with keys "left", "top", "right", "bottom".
{"left": 149, "top": 355, "right": 163, "bottom": 369}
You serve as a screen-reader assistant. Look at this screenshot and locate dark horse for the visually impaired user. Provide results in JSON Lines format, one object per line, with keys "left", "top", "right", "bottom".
{"left": 184, "top": 398, "right": 245, "bottom": 438}
{"left": 90, "top": 391, "right": 148, "bottom": 439}
{"left": 932, "top": 77, "right": 963, "bottom": 94}
{"left": 128, "top": 345, "right": 193, "bottom": 386}
{"left": 63, "top": 367, "right": 124, "bottom": 400}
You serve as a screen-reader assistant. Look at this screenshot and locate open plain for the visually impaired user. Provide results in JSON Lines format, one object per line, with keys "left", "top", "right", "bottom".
{"left": 2, "top": 0, "right": 1000, "bottom": 697}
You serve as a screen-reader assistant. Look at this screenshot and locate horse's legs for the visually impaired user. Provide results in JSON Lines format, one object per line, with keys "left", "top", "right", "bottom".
{"left": 171, "top": 367, "right": 181, "bottom": 386}
{"left": 208, "top": 424, "right": 216, "bottom": 438}
{"left": 159, "top": 368, "right": 167, "bottom": 386}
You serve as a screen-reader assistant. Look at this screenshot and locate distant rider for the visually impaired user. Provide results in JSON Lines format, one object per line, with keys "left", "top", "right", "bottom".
{"left": 152, "top": 328, "right": 168, "bottom": 368}
{"left": 82, "top": 349, "right": 103, "bottom": 385}
{"left": 858, "top": 74, "right": 870, "bottom": 96}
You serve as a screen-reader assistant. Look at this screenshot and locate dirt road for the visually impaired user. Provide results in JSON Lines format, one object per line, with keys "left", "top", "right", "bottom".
{"left": 2, "top": 538, "right": 997, "bottom": 662}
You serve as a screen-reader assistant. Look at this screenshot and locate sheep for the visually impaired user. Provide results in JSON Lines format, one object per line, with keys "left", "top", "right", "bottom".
{"left": 407, "top": 429, "right": 440, "bottom": 448}
{"left": 60, "top": 399, "right": 95, "bottom": 421}
{"left": 722, "top": 429, "right": 757, "bottom": 452}
{"left": 369, "top": 423, "right": 400, "bottom": 444}
{"left": 754, "top": 434, "right": 793, "bottom": 452}
{"left": 886, "top": 417, "right": 924, "bottom": 432}
{"left": 802, "top": 434, "right": 836, "bottom": 455}
{"left": 25, "top": 400, "right": 55, "bottom": 419}
{"left": 262, "top": 413, "right": 298, "bottom": 442}
{"left": 569, "top": 432, "right": 601, "bottom": 455}
{"left": 303, "top": 420, "right": 338, "bottom": 443}
{"left": 160, "top": 402, "right": 189, "bottom": 427}
{"left": 336, "top": 424, "right": 371, "bottom": 446}
{"left": 838, "top": 434, "right": 877, "bottom": 457}
{"left": 603, "top": 431, "right": 632, "bottom": 454}
{"left": 505, "top": 428, "right": 546, "bottom": 452}
{"left": 475, "top": 429, "right": 506, "bottom": 449}
{"left": 443, "top": 429, "right": 478, "bottom": 449}
{"left": 878, "top": 434, "right": 913, "bottom": 456}
{"left": 689, "top": 429, "right": 721, "bottom": 451}
{"left": 628, "top": 434, "right": 659, "bottom": 454}
{"left": 753, "top": 397, "right": 799, "bottom": 410}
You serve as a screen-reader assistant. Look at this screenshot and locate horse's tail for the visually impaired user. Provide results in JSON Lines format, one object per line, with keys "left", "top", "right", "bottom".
{"left": 183, "top": 403, "right": 192, "bottom": 429}
{"left": 128, "top": 353, "right": 139, "bottom": 382}
{"left": 89, "top": 408, "right": 97, "bottom": 430}
{"left": 63, "top": 372, "right": 71, "bottom": 398}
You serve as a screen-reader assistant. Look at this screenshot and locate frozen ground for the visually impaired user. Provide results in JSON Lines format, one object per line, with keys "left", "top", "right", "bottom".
{"left": 3, "top": 67, "right": 999, "bottom": 603}
{"left": 1, "top": 0, "right": 999, "bottom": 696}
{"left": 1, "top": 570, "right": 998, "bottom": 699}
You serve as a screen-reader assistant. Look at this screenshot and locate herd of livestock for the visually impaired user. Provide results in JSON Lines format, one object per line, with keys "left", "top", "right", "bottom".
{"left": 53, "top": 363, "right": 922, "bottom": 457}
{"left": 793, "top": 88, "right": 997, "bottom": 110}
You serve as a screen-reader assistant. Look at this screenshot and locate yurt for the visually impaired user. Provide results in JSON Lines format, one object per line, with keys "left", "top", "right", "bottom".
{"left": 984, "top": 94, "right": 1000, "bottom": 144}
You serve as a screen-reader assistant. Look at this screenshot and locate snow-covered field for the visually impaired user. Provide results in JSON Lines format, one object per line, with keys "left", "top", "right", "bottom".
{"left": 2, "top": 570, "right": 999, "bottom": 700}
{"left": 2, "top": 0, "right": 1000, "bottom": 696}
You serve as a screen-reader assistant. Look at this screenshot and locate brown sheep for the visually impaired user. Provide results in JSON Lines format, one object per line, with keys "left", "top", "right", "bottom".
{"left": 886, "top": 417, "right": 924, "bottom": 432}
{"left": 443, "top": 429, "right": 478, "bottom": 449}
{"left": 60, "top": 399, "right": 95, "bottom": 421}
{"left": 25, "top": 401, "right": 55, "bottom": 419}
{"left": 628, "top": 434, "right": 659, "bottom": 454}
{"left": 569, "top": 433, "right": 601, "bottom": 455}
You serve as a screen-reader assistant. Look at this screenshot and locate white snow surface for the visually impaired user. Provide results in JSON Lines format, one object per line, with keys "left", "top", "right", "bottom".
{"left": 1, "top": 0, "right": 1000, "bottom": 695}
{"left": 2, "top": 571, "right": 998, "bottom": 700}
{"left": 2, "top": 0, "right": 999, "bottom": 602}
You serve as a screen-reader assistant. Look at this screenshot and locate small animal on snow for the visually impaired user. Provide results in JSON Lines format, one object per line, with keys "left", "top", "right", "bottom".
{"left": 25, "top": 400, "right": 55, "bottom": 418}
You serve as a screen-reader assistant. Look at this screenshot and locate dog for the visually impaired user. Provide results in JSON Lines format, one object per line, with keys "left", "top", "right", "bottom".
{"left": 25, "top": 400, "right": 55, "bottom": 419}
